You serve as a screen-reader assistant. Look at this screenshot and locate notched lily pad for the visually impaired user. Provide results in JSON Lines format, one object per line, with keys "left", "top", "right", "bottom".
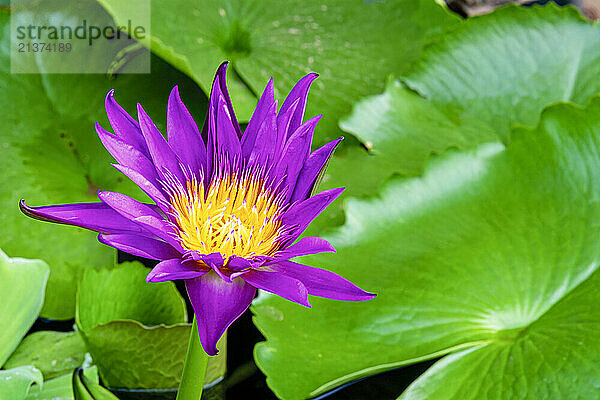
{"left": 254, "top": 97, "right": 600, "bottom": 399}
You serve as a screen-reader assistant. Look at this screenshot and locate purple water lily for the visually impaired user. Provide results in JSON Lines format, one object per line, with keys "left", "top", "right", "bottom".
{"left": 21, "top": 62, "right": 375, "bottom": 355}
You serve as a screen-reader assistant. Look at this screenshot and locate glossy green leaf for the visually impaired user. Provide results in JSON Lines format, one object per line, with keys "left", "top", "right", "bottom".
{"left": 76, "top": 262, "right": 187, "bottom": 331}
{"left": 83, "top": 321, "right": 190, "bottom": 389}
{"left": 76, "top": 262, "right": 190, "bottom": 389}
{"left": 340, "top": 80, "right": 498, "bottom": 177}
{"left": 4, "top": 331, "right": 87, "bottom": 380}
{"left": 404, "top": 4, "right": 600, "bottom": 140}
{"left": 254, "top": 98, "right": 600, "bottom": 399}
{"left": 97, "top": 0, "right": 457, "bottom": 139}
{"left": 0, "top": 249, "right": 49, "bottom": 367}
{"left": 0, "top": 3, "right": 207, "bottom": 319}
{"left": 72, "top": 368, "right": 119, "bottom": 400}
{"left": 0, "top": 366, "right": 43, "bottom": 400}
{"left": 26, "top": 367, "right": 99, "bottom": 400}
{"left": 341, "top": 4, "right": 600, "bottom": 183}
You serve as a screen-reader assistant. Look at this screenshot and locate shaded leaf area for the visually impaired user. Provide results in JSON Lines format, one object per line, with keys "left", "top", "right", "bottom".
{"left": 98, "top": 0, "right": 457, "bottom": 140}
{"left": 339, "top": 4, "right": 600, "bottom": 196}
{"left": 76, "top": 262, "right": 189, "bottom": 389}
{"left": 0, "top": 1, "right": 207, "bottom": 319}
{"left": 72, "top": 367, "right": 118, "bottom": 400}
{"left": 0, "top": 250, "right": 49, "bottom": 367}
{"left": 253, "top": 98, "right": 600, "bottom": 399}
{"left": 4, "top": 331, "right": 87, "bottom": 380}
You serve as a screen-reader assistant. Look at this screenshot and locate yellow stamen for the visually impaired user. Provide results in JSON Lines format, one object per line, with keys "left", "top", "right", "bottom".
{"left": 170, "top": 173, "right": 285, "bottom": 259}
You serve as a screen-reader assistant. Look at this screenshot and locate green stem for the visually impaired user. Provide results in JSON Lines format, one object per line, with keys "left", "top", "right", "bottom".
{"left": 177, "top": 316, "right": 209, "bottom": 400}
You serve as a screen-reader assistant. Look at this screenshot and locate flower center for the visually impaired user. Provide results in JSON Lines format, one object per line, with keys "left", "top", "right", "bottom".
{"left": 168, "top": 170, "right": 286, "bottom": 260}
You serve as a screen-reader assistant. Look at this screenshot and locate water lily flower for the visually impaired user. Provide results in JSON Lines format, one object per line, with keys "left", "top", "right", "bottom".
{"left": 21, "top": 62, "right": 376, "bottom": 355}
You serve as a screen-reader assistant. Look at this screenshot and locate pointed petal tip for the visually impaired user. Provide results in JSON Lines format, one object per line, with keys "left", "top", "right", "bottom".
{"left": 104, "top": 90, "right": 118, "bottom": 112}
{"left": 19, "top": 199, "right": 32, "bottom": 216}
{"left": 169, "top": 85, "right": 180, "bottom": 99}
{"left": 18, "top": 200, "right": 51, "bottom": 223}
{"left": 361, "top": 292, "right": 377, "bottom": 301}
{"left": 94, "top": 121, "right": 106, "bottom": 135}
{"left": 324, "top": 186, "right": 345, "bottom": 200}
{"left": 303, "top": 298, "right": 312, "bottom": 308}
{"left": 216, "top": 61, "right": 230, "bottom": 78}
{"left": 308, "top": 114, "right": 323, "bottom": 125}
{"left": 204, "top": 341, "right": 219, "bottom": 356}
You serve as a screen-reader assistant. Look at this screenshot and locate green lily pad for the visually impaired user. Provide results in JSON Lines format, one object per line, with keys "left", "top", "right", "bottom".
{"left": 76, "top": 262, "right": 187, "bottom": 331}
{"left": 4, "top": 331, "right": 87, "bottom": 380}
{"left": 341, "top": 4, "right": 600, "bottom": 182}
{"left": 340, "top": 80, "right": 498, "bottom": 177}
{"left": 83, "top": 321, "right": 190, "bottom": 390}
{"left": 0, "top": 2, "right": 207, "bottom": 319}
{"left": 253, "top": 98, "right": 600, "bottom": 399}
{"left": 76, "top": 261, "right": 190, "bottom": 389}
{"left": 0, "top": 366, "right": 43, "bottom": 400}
{"left": 404, "top": 4, "right": 600, "bottom": 141}
{"left": 0, "top": 249, "right": 49, "bottom": 367}
{"left": 97, "top": 0, "right": 457, "bottom": 139}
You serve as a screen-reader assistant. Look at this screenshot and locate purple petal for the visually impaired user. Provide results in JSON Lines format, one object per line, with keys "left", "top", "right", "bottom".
{"left": 167, "top": 86, "right": 207, "bottom": 176}
{"left": 228, "top": 256, "right": 252, "bottom": 271}
{"left": 105, "top": 90, "right": 150, "bottom": 157}
{"left": 278, "top": 73, "right": 318, "bottom": 139}
{"left": 215, "top": 94, "right": 241, "bottom": 158}
{"left": 291, "top": 137, "right": 343, "bottom": 203}
{"left": 98, "top": 233, "right": 181, "bottom": 260}
{"left": 280, "top": 187, "right": 345, "bottom": 245}
{"left": 19, "top": 200, "right": 149, "bottom": 235}
{"left": 201, "top": 252, "right": 230, "bottom": 282}
{"left": 242, "top": 269, "right": 310, "bottom": 307}
{"left": 186, "top": 273, "right": 256, "bottom": 355}
{"left": 247, "top": 101, "right": 278, "bottom": 167}
{"left": 98, "top": 191, "right": 182, "bottom": 250}
{"left": 275, "top": 237, "right": 336, "bottom": 260}
{"left": 146, "top": 258, "right": 207, "bottom": 282}
{"left": 111, "top": 164, "right": 169, "bottom": 210}
{"left": 204, "top": 62, "right": 242, "bottom": 177}
{"left": 275, "top": 115, "right": 320, "bottom": 198}
{"left": 137, "top": 104, "right": 186, "bottom": 184}
{"left": 269, "top": 260, "right": 376, "bottom": 301}
{"left": 96, "top": 123, "right": 159, "bottom": 185}
{"left": 214, "top": 62, "right": 242, "bottom": 138}
{"left": 242, "top": 78, "right": 275, "bottom": 159}
{"left": 274, "top": 98, "right": 300, "bottom": 163}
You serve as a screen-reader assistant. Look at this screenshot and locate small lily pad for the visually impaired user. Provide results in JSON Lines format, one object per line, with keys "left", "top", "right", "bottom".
{"left": 76, "top": 262, "right": 191, "bottom": 389}
{"left": 0, "top": 249, "right": 49, "bottom": 367}
{"left": 0, "top": 366, "right": 43, "bottom": 400}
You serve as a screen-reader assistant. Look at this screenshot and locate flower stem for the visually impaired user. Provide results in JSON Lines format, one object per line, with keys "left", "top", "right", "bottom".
{"left": 177, "top": 316, "right": 209, "bottom": 400}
